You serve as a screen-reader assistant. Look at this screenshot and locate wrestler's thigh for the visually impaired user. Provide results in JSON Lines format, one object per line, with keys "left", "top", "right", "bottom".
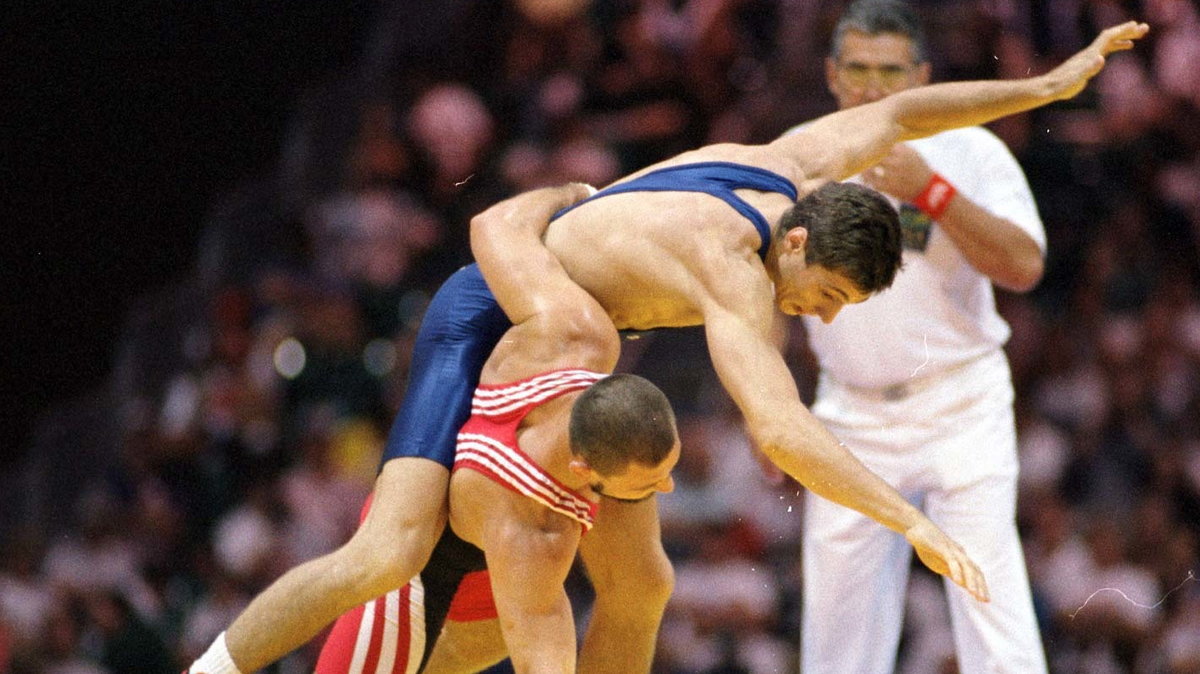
{"left": 367, "top": 459, "right": 449, "bottom": 527}
{"left": 342, "top": 458, "right": 451, "bottom": 584}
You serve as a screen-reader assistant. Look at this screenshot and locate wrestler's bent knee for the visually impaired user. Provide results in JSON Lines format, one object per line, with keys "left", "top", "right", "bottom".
{"left": 594, "top": 547, "right": 674, "bottom": 609}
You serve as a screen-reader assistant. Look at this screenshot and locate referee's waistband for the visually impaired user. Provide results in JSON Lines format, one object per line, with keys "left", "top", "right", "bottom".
{"left": 824, "top": 352, "right": 995, "bottom": 402}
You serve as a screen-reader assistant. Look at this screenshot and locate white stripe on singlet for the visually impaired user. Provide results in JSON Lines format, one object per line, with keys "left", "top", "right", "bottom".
{"left": 376, "top": 590, "right": 398, "bottom": 674}
{"left": 348, "top": 598, "right": 376, "bottom": 674}
{"left": 470, "top": 370, "right": 605, "bottom": 416}
{"left": 456, "top": 369, "right": 603, "bottom": 531}
{"left": 457, "top": 433, "right": 595, "bottom": 529}
{"left": 345, "top": 578, "right": 427, "bottom": 674}
{"left": 404, "top": 576, "right": 426, "bottom": 674}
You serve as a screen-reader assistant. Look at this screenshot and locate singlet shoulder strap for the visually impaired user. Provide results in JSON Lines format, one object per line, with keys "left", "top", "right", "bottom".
{"left": 551, "top": 161, "right": 797, "bottom": 260}
{"left": 470, "top": 369, "right": 605, "bottom": 418}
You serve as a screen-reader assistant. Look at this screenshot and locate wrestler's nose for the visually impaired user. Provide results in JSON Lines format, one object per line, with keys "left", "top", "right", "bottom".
{"left": 657, "top": 476, "right": 675, "bottom": 494}
{"left": 819, "top": 303, "right": 843, "bottom": 324}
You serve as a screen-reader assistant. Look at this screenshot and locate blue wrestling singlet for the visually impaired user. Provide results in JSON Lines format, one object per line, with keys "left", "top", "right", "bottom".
{"left": 551, "top": 161, "right": 798, "bottom": 259}
{"left": 381, "top": 264, "right": 511, "bottom": 467}
{"left": 381, "top": 162, "right": 797, "bottom": 467}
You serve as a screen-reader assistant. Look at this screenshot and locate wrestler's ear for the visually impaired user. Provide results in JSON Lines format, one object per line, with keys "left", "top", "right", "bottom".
{"left": 568, "top": 458, "right": 595, "bottom": 480}
{"left": 784, "top": 227, "right": 809, "bottom": 255}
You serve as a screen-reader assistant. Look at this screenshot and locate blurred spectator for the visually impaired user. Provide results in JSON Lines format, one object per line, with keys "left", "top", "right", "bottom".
{"left": 1015, "top": 400, "right": 1072, "bottom": 494}
{"left": 308, "top": 188, "right": 439, "bottom": 290}
{"left": 1147, "top": 0, "right": 1200, "bottom": 109}
{"left": 660, "top": 520, "right": 791, "bottom": 674}
{"left": 1031, "top": 320, "right": 1109, "bottom": 433}
{"left": 658, "top": 415, "right": 740, "bottom": 548}
{"left": 277, "top": 409, "right": 370, "bottom": 564}
{"left": 177, "top": 571, "right": 248, "bottom": 667}
{"left": 407, "top": 83, "right": 497, "bottom": 199}
{"left": 345, "top": 102, "right": 416, "bottom": 192}
{"left": 306, "top": 187, "right": 441, "bottom": 337}
{"left": 1160, "top": 591, "right": 1200, "bottom": 674}
{"left": 42, "top": 491, "right": 160, "bottom": 622}
{"left": 578, "top": 0, "right": 707, "bottom": 171}
{"left": 1043, "top": 519, "right": 1163, "bottom": 671}
{"left": 0, "top": 536, "right": 53, "bottom": 658}
{"left": 84, "top": 591, "right": 176, "bottom": 674}
{"left": 278, "top": 287, "right": 389, "bottom": 437}
{"left": 209, "top": 485, "right": 286, "bottom": 587}
{"left": 37, "top": 599, "right": 109, "bottom": 674}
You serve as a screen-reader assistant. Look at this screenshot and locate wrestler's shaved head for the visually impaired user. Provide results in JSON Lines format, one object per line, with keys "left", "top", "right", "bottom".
{"left": 569, "top": 373, "right": 677, "bottom": 475}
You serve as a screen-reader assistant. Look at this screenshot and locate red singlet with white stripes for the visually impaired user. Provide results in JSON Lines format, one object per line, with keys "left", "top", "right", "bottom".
{"left": 453, "top": 369, "right": 604, "bottom": 532}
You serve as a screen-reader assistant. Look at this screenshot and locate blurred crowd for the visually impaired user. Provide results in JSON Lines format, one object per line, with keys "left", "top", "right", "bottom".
{"left": 4, "top": 0, "right": 1200, "bottom": 672}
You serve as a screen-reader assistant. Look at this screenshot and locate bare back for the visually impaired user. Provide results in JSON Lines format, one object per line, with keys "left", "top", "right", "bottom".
{"left": 543, "top": 144, "right": 802, "bottom": 331}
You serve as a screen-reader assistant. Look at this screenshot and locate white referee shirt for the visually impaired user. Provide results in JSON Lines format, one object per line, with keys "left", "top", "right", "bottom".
{"left": 800, "top": 126, "right": 1045, "bottom": 389}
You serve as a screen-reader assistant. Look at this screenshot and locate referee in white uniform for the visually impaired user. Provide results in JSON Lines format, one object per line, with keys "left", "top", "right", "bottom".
{"left": 789, "top": 1, "right": 1049, "bottom": 672}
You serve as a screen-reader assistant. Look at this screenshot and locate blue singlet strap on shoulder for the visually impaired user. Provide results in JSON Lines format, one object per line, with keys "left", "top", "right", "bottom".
{"left": 551, "top": 161, "right": 798, "bottom": 260}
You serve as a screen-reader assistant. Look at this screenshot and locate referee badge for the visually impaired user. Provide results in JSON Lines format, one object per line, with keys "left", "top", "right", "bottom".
{"left": 898, "top": 203, "right": 932, "bottom": 252}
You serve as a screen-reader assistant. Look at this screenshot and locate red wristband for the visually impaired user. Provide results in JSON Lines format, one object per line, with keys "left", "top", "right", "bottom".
{"left": 913, "top": 173, "right": 956, "bottom": 220}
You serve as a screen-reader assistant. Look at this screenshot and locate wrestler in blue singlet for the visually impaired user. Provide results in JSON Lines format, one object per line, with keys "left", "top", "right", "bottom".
{"left": 380, "top": 161, "right": 797, "bottom": 466}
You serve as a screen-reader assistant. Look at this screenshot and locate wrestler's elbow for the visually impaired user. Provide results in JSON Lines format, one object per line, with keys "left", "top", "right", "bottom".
{"left": 752, "top": 421, "right": 807, "bottom": 472}
{"left": 750, "top": 432, "right": 786, "bottom": 467}
{"left": 468, "top": 212, "right": 506, "bottom": 265}
{"left": 540, "top": 301, "right": 620, "bottom": 369}
{"left": 492, "top": 531, "right": 577, "bottom": 598}
{"left": 565, "top": 303, "right": 617, "bottom": 345}
{"left": 979, "top": 238, "right": 1042, "bottom": 293}
{"left": 469, "top": 186, "right": 563, "bottom": 249}
{"left": 594, "top": 550, "right": 674, "bottom": 611}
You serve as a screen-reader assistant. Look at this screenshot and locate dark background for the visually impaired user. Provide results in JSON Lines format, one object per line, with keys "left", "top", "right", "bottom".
{"left": 6, "top": 2, "right": 377, "bottom": 467}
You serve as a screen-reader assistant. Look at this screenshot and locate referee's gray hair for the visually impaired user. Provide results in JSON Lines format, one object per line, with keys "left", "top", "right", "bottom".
{"left": 831, "top": 0, "right": 928, "bottom": 63}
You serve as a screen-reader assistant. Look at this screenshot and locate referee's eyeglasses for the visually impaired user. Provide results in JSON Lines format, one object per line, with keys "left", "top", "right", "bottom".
{"left": 834, "top": 60, "right": 917, "bottom": 92}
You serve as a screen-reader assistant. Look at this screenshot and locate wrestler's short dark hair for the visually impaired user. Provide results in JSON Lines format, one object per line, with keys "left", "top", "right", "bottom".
{"left": 569, "top": 374, "right": 677, "bottom": 476}
{"left": 831, "top": 0, "right": 928, "bottom": 63}
{"left": 778, "top": 181, "right": 902, "bottom": 293}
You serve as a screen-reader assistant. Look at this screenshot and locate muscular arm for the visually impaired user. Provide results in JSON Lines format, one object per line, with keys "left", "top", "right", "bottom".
{"left": 697, "top": 261, "right": 989, "bottom": 600}
{"left": 470, "top": 183, "right": 595, "bottom": 325}
{"left": 862, "top": 144, "right": 1044, "bottom": 291}
{"left": 703, "top": 299, "right": 917, "bottom": 531}
{"left": 476, "top": 496, "right": 582, "bottom": 674}
{"left": 772, "top": 21, "right": 1148, "bottom": 183}
{"left": 924, "top": 193, "right": 1043, "bottom": 291}
{"left": 470, "top": 184, "right": 621, "bottom": 380}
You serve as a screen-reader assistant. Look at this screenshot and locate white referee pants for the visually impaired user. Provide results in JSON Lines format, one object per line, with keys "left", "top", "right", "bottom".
{"left": 800, "top": 350, "right": 1047, "bottom": 674}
